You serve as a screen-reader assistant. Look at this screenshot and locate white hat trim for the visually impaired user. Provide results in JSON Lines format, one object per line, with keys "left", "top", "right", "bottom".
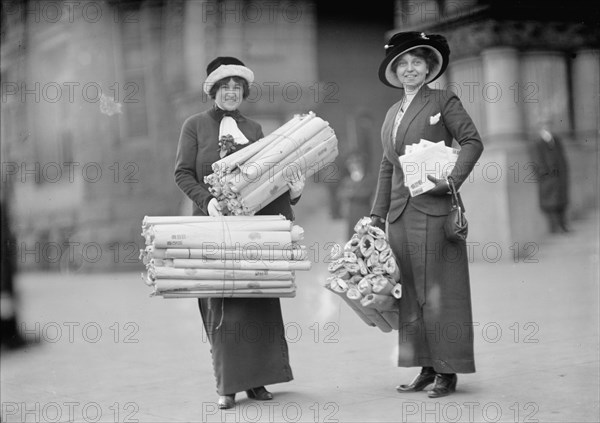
{"left": 203, "top": 64, "right": 254, "bottom": 94}
{"left": 384, "top": 45, "right": 443, "bottom": 88}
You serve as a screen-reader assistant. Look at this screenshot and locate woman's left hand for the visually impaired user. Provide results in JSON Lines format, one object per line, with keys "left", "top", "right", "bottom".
{"left": 286, "top": 169, "right": 305, "bottom": 200}
{"left": 427, "top": 175, "right": 451, "bottom": 195}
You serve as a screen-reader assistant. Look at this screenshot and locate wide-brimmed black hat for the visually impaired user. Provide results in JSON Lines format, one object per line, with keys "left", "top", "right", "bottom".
{"left": 203, "top": 56, "right": 254, "bottom": 94}
{"left": 379, "top": 31, "right": 450, "bottom": 89}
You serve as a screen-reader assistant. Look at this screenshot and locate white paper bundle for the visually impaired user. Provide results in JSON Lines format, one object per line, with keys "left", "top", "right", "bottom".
{"left": 205, "top": 112, "right": 339, "bottom": 215}
{"left": 323, "top": 216, "right": 402, "bottom": 332}
{"left": 140, "top": 215, "right": 311, "bottom": 298}
{"left": 399, "top": 139, "right": 460, "bottom": 197}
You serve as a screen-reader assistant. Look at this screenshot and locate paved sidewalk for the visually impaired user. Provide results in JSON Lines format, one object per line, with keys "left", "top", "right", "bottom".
{"left": 1, "top": 189, "right": 598, "bottom": 422}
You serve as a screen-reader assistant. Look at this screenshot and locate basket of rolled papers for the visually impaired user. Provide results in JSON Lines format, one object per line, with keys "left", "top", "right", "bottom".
{"left": 324, "top": 216, "right": 402, "bottom": 332}
{"left": 205, "top": 111, "right": 338, "bottom": 216}
{"left": 140, "top": 215, "right": 312, "bottom": 298}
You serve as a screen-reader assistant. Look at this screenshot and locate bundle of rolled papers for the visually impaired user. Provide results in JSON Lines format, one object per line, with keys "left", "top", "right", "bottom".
{"left": 140, "top": 215, "right": 312, "bottom": 298}
{"left": 325, "top": 217, "right": 402, "bottom": 332}
{"left": 205, "top": 111, "right": 338, "bottom": 216}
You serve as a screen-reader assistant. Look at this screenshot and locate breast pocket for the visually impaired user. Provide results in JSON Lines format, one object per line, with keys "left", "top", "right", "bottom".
{"left": 422, "top": 111, "right": 445, "bottom": 142}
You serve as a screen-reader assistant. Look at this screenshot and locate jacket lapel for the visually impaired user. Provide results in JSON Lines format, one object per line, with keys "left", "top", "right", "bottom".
{"left": 395, "top": 86, "right": 431, "bottom": 155}
{"left": 383, "top": 100, "right": 403, "bottom": 164}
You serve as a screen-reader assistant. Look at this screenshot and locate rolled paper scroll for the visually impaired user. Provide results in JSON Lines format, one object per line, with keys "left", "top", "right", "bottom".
{"left": 349, "top": 274, "right": 363, "bottom": 285}
{"left": 329, "top": 243, "right": 344, "bottom": 260}
{"left": 359, "top": 234, "right": 375, "bottom": 258}
{"left": 323, "top": 215, "right": 403, "bottom": 331}
{"left": 371, "top": 275, "right": 395, "bottom": 296}
{"left": 154, "top": 279, "right": 295, "bottom": 292}
{"left": 344, "top": 262, "right": 360, "bottom": 275}
{"left": 357, "top": 279, "right": 372, "bottom": 296}
{"left": 149, "top": 226, "right": 295, "bottom": 249}
{"left": 142, "top": 214, "right": 285, "bottom": 228}
{"left": 346, "top": 289, "right": 392, "bottom": 332}
{"left": 391, "top": 283, "right": 403, "bottom": 299}
{"left": 333, "top": 267, "right": 350, "bottom": 280}
{"left": 327, "top": 259, "right": 345, "bottom": 273}
{"left": 346, "top": 287, "right": 363, "bottom": 301}
{"left": 211, "top": 114, "right": 305, "bottom": 175}
{"left": 367, "top": 225, "right": 386, "bottom": 239}
{"left": 371, "top": 266, "right": 385, "bottom": 275}
{"left": 374, "top": 237, "right": 387, "bottom": 251}
{"left": 344, "top": 234, "right": 361, "bottom": 253}
{"left": 326, "top": 276, "right": 348, "bottom": 293}
{"left": 379, "top": 248, "right": 393, "bottom": 263}
{"left": 160, "top": 287, "right": 297, "bottom": 298}
{"left": 357, "top": 258, "right": 369, "bottom": 275}
{"left": 165, "top": 246, "right": 306, "bottom": 261}
{"left": 165, "top": 258, "right": 312, "bottom": 271}
{"left": 343, "top": 251, "right": 358, "bottom": 263}
{"left": 366, "top": 250, "right": 380, "bottom": 268}
{"left": 232, "top": 126, "right": 335, "bottom": 193}
{"left": 379, "top": 310, "right": 400, "bottom": 330}
{"left": 360, "top": 293, "right": 398, "bottom": 311}
{"left": 149, "top": 267, "right": 294, "bottom": 281}
{"left": 353, "top": 216, "right": 372, "bottom": 235}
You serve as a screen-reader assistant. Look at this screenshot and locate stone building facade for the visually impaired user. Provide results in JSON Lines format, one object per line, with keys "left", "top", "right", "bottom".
{"left": 393, "top": 0, "right": 599, "bottom": 260}
{"left": 1, "top": 0, "right": 597, "bottom": 270}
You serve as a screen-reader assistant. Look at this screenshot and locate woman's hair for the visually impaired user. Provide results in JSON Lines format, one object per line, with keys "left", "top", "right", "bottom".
{"left": 391, "top": 47, "right": 439, "bottom": 74}
{"left": 208, "top": 76, "right": 250, "bottom": 99}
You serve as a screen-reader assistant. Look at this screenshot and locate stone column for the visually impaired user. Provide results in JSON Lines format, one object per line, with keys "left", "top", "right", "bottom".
{"left": 466, "top": 47, "right": 546, "bottom": 260}
{"left": 569, "top": 49, "right": 599, "bottom": 212}
{"left": 481, "top": 47, "right": 523, "bottom": 143}
{"left": 572, "top": 49, "right": 600, "bottom": 143}
{"left": 183, "top": 1, "right": 213, "bottom": 93}
{"left": 520, "top": 51, "right": 570, "bottom": 136}
{"left": 448, "top": 55, "right": 486, "bottom": 133}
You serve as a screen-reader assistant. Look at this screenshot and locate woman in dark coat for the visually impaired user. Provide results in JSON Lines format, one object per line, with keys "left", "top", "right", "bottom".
{"left": 174, "top": 57, "right": 304, "bottom": 409}
{"left": 370, "top": 32, "right": 484, "bottom": 398}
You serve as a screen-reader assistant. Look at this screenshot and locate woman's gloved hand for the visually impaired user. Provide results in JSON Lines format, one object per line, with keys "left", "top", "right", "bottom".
{"left": 286, "top": 169, "right": 305, "bottom": 200}
{"left": 207, "top": 198, "right": 223, "bottom": 216}
{"left": 370, "top": 215, "right": 386, "bottom": 231}
{"left": 426, "top": 175, "right": 451, "bottom": 196}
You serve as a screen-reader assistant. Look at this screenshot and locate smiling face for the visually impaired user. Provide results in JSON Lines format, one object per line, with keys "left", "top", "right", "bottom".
{"left": 393, "top": 52, "right": 429, "bottom": 90}
{"left": 214, "top": 78, "right": 244, "bottom": 111}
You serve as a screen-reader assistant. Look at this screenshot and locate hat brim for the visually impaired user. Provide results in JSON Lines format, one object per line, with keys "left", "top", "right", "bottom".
{"left": 379, "top": 44, "right": 447, "bottom": 89}
{"left": 203, "top": 64, "right": 254, "bottom": 94}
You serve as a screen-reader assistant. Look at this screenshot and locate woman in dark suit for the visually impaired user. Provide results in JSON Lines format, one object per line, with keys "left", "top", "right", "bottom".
{"left": 174, "top": 57, "right": 304, "bottom": 409}
{"left": 370, "top": 32, "right": 484, "bottom": 398}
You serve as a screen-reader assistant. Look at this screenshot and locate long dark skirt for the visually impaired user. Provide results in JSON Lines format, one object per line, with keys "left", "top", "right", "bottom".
{"left": 388, "top": 202, "right": 476, "bottom": 374}
{"left": 198, "top": 297, "right": 293, "bottom": 395}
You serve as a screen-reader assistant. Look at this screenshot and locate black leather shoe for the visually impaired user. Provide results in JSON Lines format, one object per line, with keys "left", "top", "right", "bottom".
{"left": 427, "top": 374, "right": 457, "bottom": 398}
{"left": 218, "top": 394, "right": 235, "bottom": 409}
{"left": 246, "top": 386, "right": 273, "bottom": 400}
{"left": 396, "top": 370, "right": 436, "bottom": 392}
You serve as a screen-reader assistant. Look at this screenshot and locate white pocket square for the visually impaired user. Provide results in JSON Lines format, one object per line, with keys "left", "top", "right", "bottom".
{"left": 429, "top": 113, "right": 441, "bottom": 125}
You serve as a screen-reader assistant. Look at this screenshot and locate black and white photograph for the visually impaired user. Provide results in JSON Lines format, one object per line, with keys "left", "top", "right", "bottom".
{"left": 1, "top": 1, "right": 599, "bottom": 422}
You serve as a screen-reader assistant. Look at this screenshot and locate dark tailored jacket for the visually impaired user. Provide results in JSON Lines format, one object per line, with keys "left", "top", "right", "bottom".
{"left": 371, "top": 86, "right": 484, "bottom": 222}
{"left": 174, "top": 107, "right": 298, "bottom": 220}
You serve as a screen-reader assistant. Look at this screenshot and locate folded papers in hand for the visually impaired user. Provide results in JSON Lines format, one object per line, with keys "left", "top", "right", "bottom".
{"left": 399, "top": 139, "right": 460, "bottom": 197}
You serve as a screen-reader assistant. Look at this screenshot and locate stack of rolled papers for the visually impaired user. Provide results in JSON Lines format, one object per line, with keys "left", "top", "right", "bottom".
{"left": 324, "top": 217, "right": 402, "bottom": 333}
{"left": 140, "top": 215, "right": 312, "bottom": 298}
{"left": 205, "top": 111, "right": 339, "bottom": 215}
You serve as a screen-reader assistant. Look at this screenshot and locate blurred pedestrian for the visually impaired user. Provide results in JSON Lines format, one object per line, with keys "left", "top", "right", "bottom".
{"left": 370, "top": 32, "right": 484, "bottom": 398}
{"left": 174, "top": 57, "right": 303, "bottom": 409}
{"left": 1, "top": 200, "right": 27, "bottom": 350}
{"left": 531, "top": 121, "right": 570, "bottom": 233}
